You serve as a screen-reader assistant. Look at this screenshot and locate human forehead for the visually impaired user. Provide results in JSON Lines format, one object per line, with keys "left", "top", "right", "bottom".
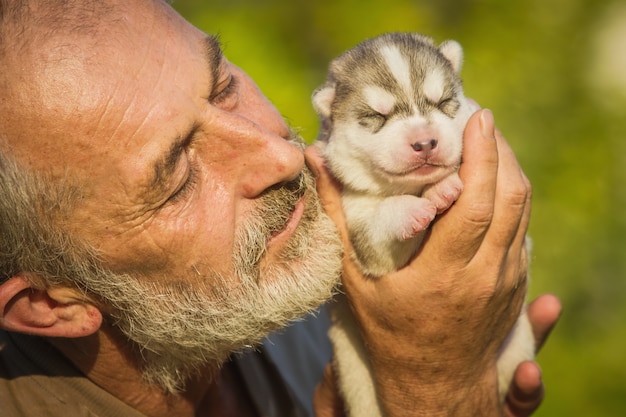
{"left": 1, "top": 0, "right": 224, "bottom": 178}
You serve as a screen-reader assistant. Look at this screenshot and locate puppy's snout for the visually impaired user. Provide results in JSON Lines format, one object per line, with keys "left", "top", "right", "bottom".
{"left": 411, "top": 139, "right": 438, "bottom": 153}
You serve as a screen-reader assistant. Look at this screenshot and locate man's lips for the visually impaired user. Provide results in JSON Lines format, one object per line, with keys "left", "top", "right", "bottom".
{"left": 266, "top": 197, "right": 305, "bottom": 250}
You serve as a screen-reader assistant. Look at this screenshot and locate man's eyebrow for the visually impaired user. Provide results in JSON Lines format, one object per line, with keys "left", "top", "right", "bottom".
{"left": 204, "top": 34, "right": 224, "bottom": 97}
{"left": 148, "top": 35, "right": 222, "bottom": 192}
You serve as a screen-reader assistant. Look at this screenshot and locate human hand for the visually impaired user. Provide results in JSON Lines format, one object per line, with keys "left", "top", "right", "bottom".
{"left": 307, "top": 108, "right": 534, "bottom": 416}
{"left": 505, "top": 294, "right": 561, "bottom": 417}
{"left": 312, "top": 295, "right": 561, "bottom": 417}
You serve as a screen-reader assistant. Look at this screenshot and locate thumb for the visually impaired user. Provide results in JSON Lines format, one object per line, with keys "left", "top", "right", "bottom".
{"left": 425, "top": 109, "right": 498, "bottom": 263}
{"left": 304, "top": 145, "right": 350, "bottom": 246}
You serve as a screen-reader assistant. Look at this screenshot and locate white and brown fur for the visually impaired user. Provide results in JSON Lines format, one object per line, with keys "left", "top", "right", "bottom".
{"left": 313, "top": 33, "right": 535, "bottom": 416}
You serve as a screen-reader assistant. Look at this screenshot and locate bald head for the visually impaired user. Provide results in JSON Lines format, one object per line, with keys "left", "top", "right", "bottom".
{"left": 1, "top": 0, "right": 204, "bottom": 205}
{"left": 0, "top": 0, "right": 131, "bottom": 170}
{"left": 0, "top": 0, "right": 116, "bottom": 59}
{"left": 0, "top": 1, "right": 108, "bottom": 155}
{"left": 0, "top": 0, "right": 214, "bottom": 281}
{"left": 0, "top": 0, "right": 145, "bottom": 283}
{"left": 0, "top": 1, "right": 107, "bottom": 277}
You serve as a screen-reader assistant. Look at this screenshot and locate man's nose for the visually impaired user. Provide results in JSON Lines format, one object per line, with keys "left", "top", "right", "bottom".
{"left": 206, "top": 65, "right": 305, "bottom": 198}
{"left": 206, "top": 110, "right": 304, "bottom": 199}
{"left": 238, "top": 132, "right": 305, "bottom": 199}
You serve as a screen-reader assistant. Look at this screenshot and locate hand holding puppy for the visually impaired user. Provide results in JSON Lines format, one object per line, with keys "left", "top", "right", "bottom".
{"left": 307, "top": 108, "right": 555, "bottom": 416}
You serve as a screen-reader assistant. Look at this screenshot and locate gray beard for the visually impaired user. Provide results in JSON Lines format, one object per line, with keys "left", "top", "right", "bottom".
{"left": 86, "top": 151, "right": 342, "bottom": 392}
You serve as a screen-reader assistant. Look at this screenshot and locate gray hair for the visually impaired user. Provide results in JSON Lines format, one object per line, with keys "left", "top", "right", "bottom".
{"left": 0, "top": 151, "right": 95, "bottom": 288}
{"left": 0, "top": 0, "right": 120, "bottom": 287}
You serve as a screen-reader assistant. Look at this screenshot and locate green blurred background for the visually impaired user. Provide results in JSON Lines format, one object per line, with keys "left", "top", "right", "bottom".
{"left": 174, "top": 1, "right": 626, "bottom": 415}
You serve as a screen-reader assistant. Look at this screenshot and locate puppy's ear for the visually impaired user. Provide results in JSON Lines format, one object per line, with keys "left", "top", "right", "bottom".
{"left": 439, "top": 40, "right": 463, "bottom": 74}
{"left": 312, "top": 84, "right": 336, "bottom": 119}
{"left": 0, "top": 275, "right": 102, "bottom": 338}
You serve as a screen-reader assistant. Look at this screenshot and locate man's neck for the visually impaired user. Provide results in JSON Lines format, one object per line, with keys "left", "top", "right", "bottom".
{"left": 48, "top": 323, "right": 258, "bottom": 417}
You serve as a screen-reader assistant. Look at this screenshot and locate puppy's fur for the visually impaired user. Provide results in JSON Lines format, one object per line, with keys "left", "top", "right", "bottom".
{"left": 313, "top": 33, "right": 535, "bottom": 416}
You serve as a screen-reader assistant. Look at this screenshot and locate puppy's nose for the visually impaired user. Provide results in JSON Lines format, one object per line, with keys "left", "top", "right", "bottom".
{"left": 411, "top": 139, "right": 438, "bottom": 153}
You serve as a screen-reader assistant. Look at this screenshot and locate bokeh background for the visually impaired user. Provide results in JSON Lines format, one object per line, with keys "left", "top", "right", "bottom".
{"left": 173, "top": 1, "right": 626, "bottom": 415}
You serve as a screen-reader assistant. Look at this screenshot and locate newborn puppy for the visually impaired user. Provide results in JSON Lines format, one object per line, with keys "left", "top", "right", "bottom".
{"left": 313, "top": 32, "right": 535, "bottom": 416}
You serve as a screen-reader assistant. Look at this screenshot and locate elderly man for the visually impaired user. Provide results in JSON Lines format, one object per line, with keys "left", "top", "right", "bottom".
{"left": 0, "top": 1, "right": 559, "bottom": 416}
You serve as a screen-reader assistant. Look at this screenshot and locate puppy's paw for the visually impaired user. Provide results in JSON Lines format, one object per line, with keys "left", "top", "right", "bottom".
{"left": 396, "top": 198, "right": 437, "bottom": 241}
{"left": 423, "top": 173, "right": 463, "bottom": 213}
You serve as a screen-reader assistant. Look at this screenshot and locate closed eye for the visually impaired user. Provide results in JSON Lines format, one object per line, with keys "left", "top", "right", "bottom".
{"left": 438, "top": 97, "right": 452, "bottom": 109}
{"left": 365, "top": 111, "right": 387, "bottom": 121}
{"left": 358, "top": 111, "right": 388, "bottom": 132}
{"left": 153, "top": 129, "right": 200, "bottom": 209}
{"left": 165, "top": 154, "right": 198, "bottom": 206}
{"left": 210, "top": 71, "right": 237, "bottom": 106}
{"left": 436, "top": 96, "right": 460, "bottom": 116}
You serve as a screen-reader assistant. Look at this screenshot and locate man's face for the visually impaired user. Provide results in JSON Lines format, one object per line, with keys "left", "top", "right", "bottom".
{"left": 0, "top": 0, "right": 341, "bottom": 389}
{"left": 3, "top": 0, "right": 325, "bottom": 282}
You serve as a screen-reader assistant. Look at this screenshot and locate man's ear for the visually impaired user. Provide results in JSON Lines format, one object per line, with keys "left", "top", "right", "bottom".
{"left": 0, "top": 275, "right": 102, "bottom": 338}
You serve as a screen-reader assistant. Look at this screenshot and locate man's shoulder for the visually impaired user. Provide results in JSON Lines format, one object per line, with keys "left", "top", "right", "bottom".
{"left": 0, "top": 331, "right": 77, "bottom": 415}
{"left": 0, "top": 330, "right": 145, "bottom": 417}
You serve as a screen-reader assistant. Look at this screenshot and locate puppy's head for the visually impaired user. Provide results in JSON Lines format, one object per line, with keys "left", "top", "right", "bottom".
{"left": 314, "top": 33, "right": 475, "bottom": 193}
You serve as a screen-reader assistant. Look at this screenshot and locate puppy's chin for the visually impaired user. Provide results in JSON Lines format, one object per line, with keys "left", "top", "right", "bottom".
{"left": 374, "top": 164, "right": 454, "bottom": 195}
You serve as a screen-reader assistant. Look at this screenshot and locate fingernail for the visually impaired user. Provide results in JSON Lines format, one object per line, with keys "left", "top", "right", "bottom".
{"left": 479, "top": 109, "right": 494, "bottom": 138}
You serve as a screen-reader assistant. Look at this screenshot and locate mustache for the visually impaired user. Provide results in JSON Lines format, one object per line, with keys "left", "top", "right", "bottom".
{"left": 255, "top": 129, "right": 311, "bottom": 238}
{"left": 234, "top": 169, "right": 312, "bottom": 273}
{"left": 234, "top": 131, "right": 319, "bottom": 270}
{"left": 258, "top": 171, "right": 308, "bottom": 237}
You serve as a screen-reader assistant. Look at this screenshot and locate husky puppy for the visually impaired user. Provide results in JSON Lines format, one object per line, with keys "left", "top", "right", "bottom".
{"left": 313, "top": 33, "right": 535, "bottom": 416}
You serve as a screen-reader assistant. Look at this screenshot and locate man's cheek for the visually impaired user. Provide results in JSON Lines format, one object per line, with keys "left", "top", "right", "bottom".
{"left": 97, "top": 230, "right": 175, "bottom": 276}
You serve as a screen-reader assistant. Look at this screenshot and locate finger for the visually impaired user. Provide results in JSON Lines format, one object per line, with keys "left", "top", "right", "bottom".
{"left": 304, "top": 145, "right": 349, "bottom": 243}
{"left": 427, "top": 109, "right": 498, "bottom": 263}
{"left": 526, "top": 294, "right": 562, "bottom": 351}
{"left": 313, "top": 363, "right": 345, "bottom": 417}
{"left": 504, "top": 361, "right": 544, "bottom": 417}
{"left": 482, "top": 131, "right": 531, "bottom": 261}
{"left": 305, "top": 145, "right": 367, "bottom": 291}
